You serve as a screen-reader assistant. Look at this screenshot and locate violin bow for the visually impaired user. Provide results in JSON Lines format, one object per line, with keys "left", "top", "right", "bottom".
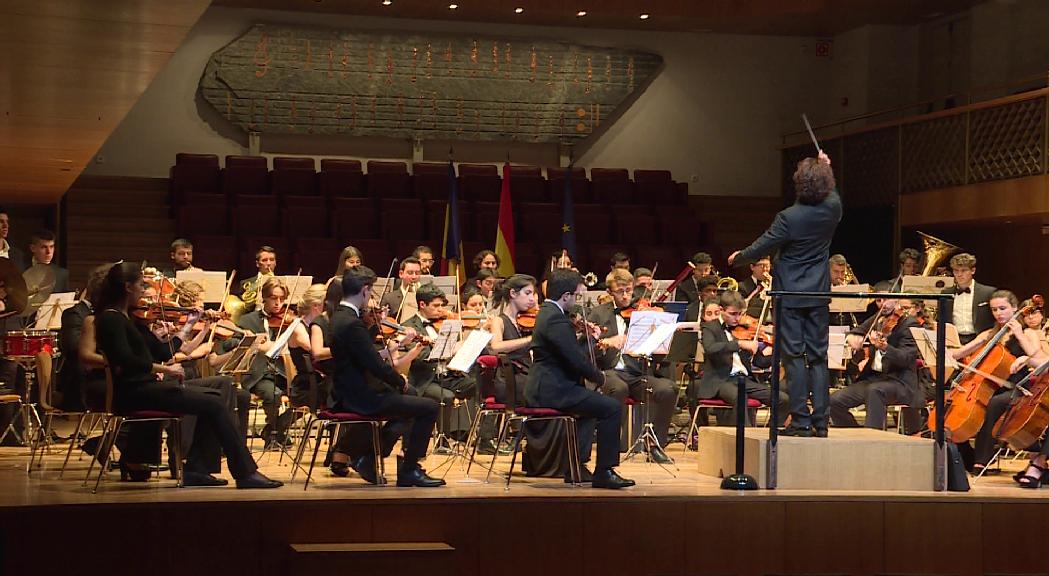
{"left": 208, "top": 270, "right": 236, "bottom": 346}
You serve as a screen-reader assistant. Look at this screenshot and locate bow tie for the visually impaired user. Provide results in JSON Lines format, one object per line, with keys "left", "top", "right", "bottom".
{"left": 421, "top": 320, "right": 436, "bottom": 327}
{"left": 958, "top": 287, "right": 971, "bottom": 294}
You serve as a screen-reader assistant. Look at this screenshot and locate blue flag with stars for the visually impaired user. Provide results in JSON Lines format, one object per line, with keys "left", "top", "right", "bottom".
{"left": 561, "top": 170, "right": 577, "bottom": 260}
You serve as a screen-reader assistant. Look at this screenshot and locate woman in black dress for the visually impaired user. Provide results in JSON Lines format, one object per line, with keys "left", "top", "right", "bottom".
{"left": 93, "top": 262, "right": 281, "bottom": 488}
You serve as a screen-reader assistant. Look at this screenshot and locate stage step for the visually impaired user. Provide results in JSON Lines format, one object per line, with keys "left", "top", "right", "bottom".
{"left": 288, "top": 542, "right": 454, "bottom": 576}
{"left": 697, "top": 426, "right": 936, "bottom": 491}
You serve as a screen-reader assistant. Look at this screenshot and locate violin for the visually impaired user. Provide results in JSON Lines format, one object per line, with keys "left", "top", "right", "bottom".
{"left": 265, "top": 308, "right": 297, "bottom": 330}
{"left": 380, "top": 318, "right": 434, "bottom": 347}
{"left": 517, "top": 306, "right": 538, "bottom": 332}
{"left": 731, "top": 314, "right": 775, "bottom": 345}
{"left": 620, "top": 297, "right": 665, "bottom": 319}
{"left": 850, "top": 306, "right": 905, "bottom": 374}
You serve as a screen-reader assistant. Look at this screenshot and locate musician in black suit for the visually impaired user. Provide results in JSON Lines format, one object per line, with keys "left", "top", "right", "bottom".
{"left": 873, "top": 248, "right": 921, "bottom": 293}
{"left": 401, "top": 285, "right": 476, "bottom": 442}
{"left": 674, "top": 252, "right": 714, "bottom": 305}
{"left": 232, "top": 245, "right": 277, "bottom": 312}
{"left": 729, "top": 151, "right": 842, "bottom": 437}
{"left": 55, "top": 265, "right": 110, "bottom": 411}
{"left": 589, "top": 269, "right": 676, "bottom": 463}
{"left": 830, "top": 296, "right": 921, "bottom": 431}
{"left": 736, "top": 256, "right": 772, "bottom": 320}
{"left": 0, "top": 208, "right": 25, "bottom": 271}
{"left": 525, "top": 269, "right": 634, "bottom": 489}
{"left": 379, "top": 257, "right": 422, "bottom": 322}
{"left": 938, "top": 253, "right": 996, "bottom": 345}
{"left": 698, "top": 290, "right": 789, "bottom": 426}
{"left": 329, "top": 266, "right": 442, "bottom": 487}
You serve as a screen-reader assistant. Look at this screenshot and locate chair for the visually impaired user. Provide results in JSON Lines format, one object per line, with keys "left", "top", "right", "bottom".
{"left": 459, "top": 164, "right": 500, "bottom": 202}
{"left": 293, "top": 237, "right": 341, "bottom": 280}
{"left": 170, "top": 153, "right": 222, "bottom": 208}
{"left": 292, "top": 410, "right": 387, "bottom": 489}
{"left": 85, "top": 361, "right": 184, "bottom": 493}
{"left": 366, "top": 161, "right": 411, "bottom": 198}
{"left": 177, "top": 195, "right": 229, "bottom": 236}
{"left": 282, "top": 201, "right": 330, "bottom": 240}
{"left": 223, "top": 155, "right": 270, "bottom": 196}
{"left": 634, "top": 169, "right": 680, "bottom": 205}
{"left": 615, "top": 212, "right": 657, "bottom": 245}
{"left": 509, "top": 175, "right": 549, "bottom": 203}
{"left": 591, "top": 168, "right": 634, "bottom": 204}
{"left": 683, "top": 397, "right": 763, "bottom": 451}
{"left": 0, "top": 392, "right": 23, "bottom": 447}
{"left": 470, "top": 201, "right": 501, "bottom": 244}
{"left": 319, "top": 159, "right": 366, "bottom": 198}
{"left": 413, "top": 162, "right": 452, "bottom": 201}
{"left": 231, "top": 197, "right": 281, "bottom": 238}
{"left": 548, "top": 167, "right": 592, "bottom": 203}
{"left": 27, "top": 352, "right": 90, "bottom": 475}
{"left": 187, "top": 234, "right": 237, "bottom": 272}
{"left": 516, "top": 202, "right": 561, "bottom": 243}
{"left": 332, "top": 197, "right": 379, "bottom": 239}
{"left": 488, "top": 405, "right": 584, "bottom": 489}
{"left": 378, "top": 198, "right": 425, "bottom": 239}
{"left": 271, "top": 157, "right": 318, "bottom": 197}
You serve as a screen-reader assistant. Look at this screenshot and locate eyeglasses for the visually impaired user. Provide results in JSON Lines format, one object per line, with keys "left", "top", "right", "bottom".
{"left": 609, "top": 288, "right": 632, "bottom": 297}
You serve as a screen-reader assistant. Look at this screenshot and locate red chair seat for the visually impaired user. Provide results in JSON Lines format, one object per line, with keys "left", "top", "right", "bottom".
{"left": 317, "top": 410, "right": 384, "bottom": 422}
{"left": 625, "top": 398, "right": 639, "bottom": 406}
{"left": 477, "top": 355, "right": 499, "bottom": 370}
{"left": 125, "top": 410, "right": 181, "bottom": 419}
{"left": 698, "top": 398, "right": 761, "bottom": 409}
{"left": 515, "top": 407, "right": 570, "bottom": 417}
{"left": 482, "top": 397, "right": 507, "bottom": 410}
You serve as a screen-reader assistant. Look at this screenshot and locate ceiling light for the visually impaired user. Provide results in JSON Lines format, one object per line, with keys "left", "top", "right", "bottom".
{"left": 515, "top": 7, "right": 524, "bottom": 13}
{"left": 639, "top": 13, "right": 650, "bottom": 20}
{"left": 448, "top": 3, "right": 458, "bottom": 9}
{"left": 381, "top": 0, "right": 391, "bottom": 5}
{"left": 576, "top": 10, "right": 587, "bottom": 17}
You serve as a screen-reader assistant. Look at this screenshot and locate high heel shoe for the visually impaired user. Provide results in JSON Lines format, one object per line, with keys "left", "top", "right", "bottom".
{"left": 119, "top": 462, "right": 151, "bottom": 482}
{"left": 1017, "top": 463, "right": 1048, "bottom": 489}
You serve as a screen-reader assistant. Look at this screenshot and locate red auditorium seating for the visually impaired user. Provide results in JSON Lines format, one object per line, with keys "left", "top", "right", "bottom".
{"left": 615, "top": 212, "right": 657, "bottom": 245}
{"left": 341, "top": 239, "right": 394, "bottom": 271}
{"left": 188, "top": 234, "right": 236, "bottom": 272}
{"left": 223, "top": 155, "right": 269, "bottom": 196}
{"left": 574, "top": 210, "right": 613, "bottom": 245}
{"left": 231, "top": 197, "right": 281, "bottom": 238}
{"left": 331, "top": 197, "right": 378, "bottom": 239}
{"left": 548, "top": 167, "right": 592, "bottom": 203}
{"left": 293, "top": 237, "right": 340, "bottom": 280}
{"left": 659, "top": 213, "right": 705, "bottom": 245}
{"left": 366, "top": 161, "right": 411, "bottom": 198}
{"left": 586, "top": 244, "right": 628, "bottom": 276}
{"left": 512, "top": 244, "right": 539, "bottom": 277}
{"left": 283, "top": 202, "right": 330, "bottom": 240}
{"left": 425, "top": 199, "right": 448, "bottom": 246}
{"left": 458, "top": 163, "right": 500, "bottom": 202}
{"left": 470, "top": 201, "right": 500, "bottom": 244}
{"left": 319, "top": 159, "right": 366, "bottom": 198}
{"left": 177, "top": 198, "right": 228, "bottom": 237}
{"left": 378, "top": 198, "right": 424, "bottom": 239}
{"left": 271, "top": 157, "right": 318, "bottom": 197}
{"left": 509, "top": 170, "right": 548, "bottom": 202}
{"left": 632, "top": 244, "right": 685, "bottom": 271}
{"left": 634, "top": 169, "right": 683, "bottom": 205}
{"left": 413, "top": 161, "right": 451, "bottom": 200}
{"left": 171, "top": 153, "right": 221, "bottom": 208}
{"left": 516, "top": 203, "right": 561, "bottom": 243}
{"left": 590, "top": 168, "right": 634, "bottom": 204}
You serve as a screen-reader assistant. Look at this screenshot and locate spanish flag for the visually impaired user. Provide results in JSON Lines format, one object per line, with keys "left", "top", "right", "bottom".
{"left": 440, "top": 161, "right": 466, "bottom": 285}
{"left": 494, "top": 162, "right": 516, "bottom": 277}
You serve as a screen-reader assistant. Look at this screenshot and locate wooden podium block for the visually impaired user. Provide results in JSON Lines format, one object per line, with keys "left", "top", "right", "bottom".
{"left": 697, "top": 427, "right": 935, "bottom": 491}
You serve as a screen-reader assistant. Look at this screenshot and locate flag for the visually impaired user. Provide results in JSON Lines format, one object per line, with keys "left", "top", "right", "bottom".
{"left": 561, "top": 169, "right": 577, "bottom": 260}
{"left": 440, "top": 161, "right": 465, "bottom": 286}
{"left": 494, "top": 162, "right": 516, "bottom": 277}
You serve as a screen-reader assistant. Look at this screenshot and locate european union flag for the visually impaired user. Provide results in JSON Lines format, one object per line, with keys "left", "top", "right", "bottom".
{"left": 561, "top": 169, "right": 577, "bottom": 260}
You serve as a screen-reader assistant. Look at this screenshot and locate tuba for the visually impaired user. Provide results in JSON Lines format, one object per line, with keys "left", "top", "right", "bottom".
{"left": 918, "top": 232, "right": 962, "bottom": 277}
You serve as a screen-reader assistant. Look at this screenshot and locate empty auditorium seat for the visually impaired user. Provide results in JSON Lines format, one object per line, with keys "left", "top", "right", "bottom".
{"left": 231, "top": 197, "right": 281, "bottom": 238}
{"left": 470, "top": 201, "right": 500, "bottom": 245}
{"left": 509, "top": 175, "right": 548, "bottom": 203}
{"left": 632, "top": 244, "right": 686, "bottom": 272}
{"left": 512, "top": 243, "right": 540, "bottom": 278}
{"left": 271, "top": 157, "right": 318, "bottom": 197}
{"left": 283, "top": 202, "right": 330, "bottom": 240}
{"left": 331, "top": 197, "right": 378, "bottom": 239}
{"left": 319, "top": 159, "right": 366, "bottom": 198}
{"left": 171, "top": 153, "right": 221, "bottom": 207}
{"left": 378, "top": 198, "right": 425, "bottom": 239}
{"left": 548, "top": 167, "right": 592, "bottom": 203}
{"left": 574, "top": 211, "right": 614, "bottom": 244}
{"left": 413, "top": 161, "right": 452, "bottom": 200}
{"left": 177, "top": 196, "right": 228, "bottom": 237}
{"left": 615, "top": 212, "right": 657, "bottom": 245}
{"left": 188, "top": 234, "right": 236, "bottom": 272}
{"left": 659, "top": 213, "right": 705, "bottom": 245}
{"left": 223, "top": 155, "right": 270, "bottom": 196}
{"left": 510, "top": 165, "right": 542, "bottom": 178}
{"left": 367, "top": 161, "right": 411, "bottom": 198}
{"left": 516, "top": 203, "right": 561, "bottom": 243}
{"left": 425, "top": 200, "right": 449, "bottom": 246}
{"left": 634, "top": 169, "right": 682, "bottom": 205}
{"left": 459, "top": 164, "right": 501, "bottom": 202}
{"left": 591, "top": 168, "right": 635, "bottom": 204}
{"left": 293, "top": 237, "right": 340, "bottom": 280}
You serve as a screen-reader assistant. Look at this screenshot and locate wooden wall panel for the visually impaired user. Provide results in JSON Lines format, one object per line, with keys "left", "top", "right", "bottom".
{"left": 685, "top": 501, "right": 786, "bottom": 576}
{"left": 782, "top": 502, "right": 884, "bottom": 576}
{"left": 882, "top": 502, "right": 982, "bottom": 576}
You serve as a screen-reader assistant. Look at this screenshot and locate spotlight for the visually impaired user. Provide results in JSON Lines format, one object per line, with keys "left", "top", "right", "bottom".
{"left": 381, "top": 0, "right": 391, "bottom": 5}
{"left": 576, "top": 10, "right": 587, "bottom": 17}
{"left": 448, "top": 3, "right": 458, "bottom": 9}
{"left": 640, "top": 13, "right": 650, "bottom": 20}
{"left": 515, "top": 7, "right": 524, "bottom": 13}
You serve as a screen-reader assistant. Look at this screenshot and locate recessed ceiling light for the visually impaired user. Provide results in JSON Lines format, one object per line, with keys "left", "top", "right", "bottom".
{"left": 448, "top": 3, "right": 458, "bottom": 8}
{"left": 514, "top": 7, "right": 524, "bottom": 13}
{"left": 381, "top": 0, "right": 391, "bottom": 5}
{"left": 639, "top": 13, "right": 650, "bottom": 20}
{"left": 577, "top": 10, "right": 587, "bottom": 17}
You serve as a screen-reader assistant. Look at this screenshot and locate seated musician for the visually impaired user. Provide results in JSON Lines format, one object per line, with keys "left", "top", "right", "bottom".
{"left": 26, "top": 228, "right": 70, "bottom": 293}
{"left": 163, "top": 238, "right": 201, "bottom": 277}
{"left": 829, "top": 294, "right": 921, "bottom": 431}
{"left": 55, "top": 265, "right": 110, "bottom": 412}
{"left": 540, "top": 250, "right": 577, "bottom": 300}
{"left": 666, "top": 275, "right": 718, "bottom": 374}
{"left": 592, "top": 252, "right": 631, "bottom": 291}
{"left": 485, "top": 274, "right": 536, "bottom": 406}
{"left": 472, "top": 249, "right": 500, "bottom": 274}
{"left": 283, "top": 284, "right": 328, "bottom": 414}
{"left": 92, "top": 262, "right": 280, "bottom": 488}
{"left": 412, "top": 245, "right": 435, "bottom": 275}
{"left": 874, "top": 248, "right": 921, "bottom": 292}
{"left": 589, "top": 269, "right": 676, "bottom": 464}
{"left": 463, "top": 268, "right": 498, "bottom": 305}
{"left": 329, "top": 266, "right": 442, "bottom": 487}
{"left": 949, "top": 290, "right": 1042, "bottom": 475}
{"left": 333, "top": 245, "right": 363, "bottom": 281}
{"left": 737, "top": 256, "right": 772, "bottom": 320}
{"left": 632, "top": 267, "right": 653, "bottom": 300}
{"left": 380, "top": 256, "right": 422, "bottom": 322}
{"left": 401, "top": 285, "right": 477, "bottom": 444}
{"left": 233, "top": 245, "right": 278, "bottom": 313}
{"left": 698, "top": 290, "right": 789, "bottom": 427}
{"left": 214, "top": 277, "right": 295, "bottom": 449}
{"left": 1021, "top": 298, "right": 1049, "bottom": 356}
{"left": 674, "top": 251, "right": 714, "bottom": 305}
{"left": 1012, "top": 345, "right": 1049, "bottom": 488}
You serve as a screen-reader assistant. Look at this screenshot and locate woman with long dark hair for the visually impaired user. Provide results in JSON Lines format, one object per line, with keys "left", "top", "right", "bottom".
{"left": 93, "top": 262, "right": 281, "bottom": 488}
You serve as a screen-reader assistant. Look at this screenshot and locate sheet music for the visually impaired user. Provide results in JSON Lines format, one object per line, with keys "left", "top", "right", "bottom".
{"left": 427, "top": 320, "right": 463, "bottom": 361}
{"left": 647, "top": 280, "right": 675, "bottom": 302}
{"left": 910, "top": 325, "right": 961, "bottom": 378}
{"left": 623, "top": 311, "right": 680, "bottom": 356}
{"left": 828, "top": 329, "right": 848, "bottom": 370}
{"left": 264, "top": 318, "right": 303, "bottom": 360}
{"left": 830, "top": 283, "right": 871, "bottom": 313}
{"left": 175, "top": 270, "right": 228, "bottom": 303}
{"left": 31, "top": 292, "right": 76, "bottom": 330}
{"left": 448, "top": 329, "right": 493, "bottom": 373}
{"left": 279, "top": 275, "right": 313, "bottom": 302}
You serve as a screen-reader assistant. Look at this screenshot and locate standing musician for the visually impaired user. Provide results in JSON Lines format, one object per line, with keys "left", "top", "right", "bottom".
{"left": 329, "top": 266, "right": 443, "bottom": 487}
{"left": 412, "top": 246, "right": 435, "bottom": 275}
{"left": 164, "top": 238, "right": 201, "bottom": 277}
{"left": 525, "top": 268, "right": 635, "bottom": 489}
{"left": 674, "top": 252, "right": 714, "bottom": 305}
{"left": 873, "top": 248, "right": 921, "bottom": 292}
{"left": 92, "top": 262, "right": 281, "bottom": 488}
{"left": 333, "top": 245, "right": 363, "bottom": 280}
{"left": 381, "top": 257, "right": 423, "bottom": 322}
{"left": 829, "top": 295, "right": 921, "bottom": 431}
{"left": 401, "top": 285, "right": 477, "bottom": 443}
{"left": 698, "top": 290, "right": 789, "bottom": 426}
{"left": 939, "top": 253, "right": 996, "bottom": 346}
{"left": 234, "top": 245, "right": 278, "bottom": 311}
{"left": 737, "top": 256, "right": 773, "bottom": 320}
{"left": 214, "top": 277, "right": 295, "bottom": 449}
{"left": 589, "top": 269, "right": 677, "bottom": 463}
{"left": 948, "top": 290, "right": 1041, "bottom": 475}
{"left": 728, "top": 151, "right": 841, "bottom": 437}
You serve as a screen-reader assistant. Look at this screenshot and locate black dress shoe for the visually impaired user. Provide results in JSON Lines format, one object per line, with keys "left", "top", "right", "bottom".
{"left": 80, "top": 436, "right": 101, "bottom": 456}
{"left": 183, "top": 472, "right": 229, "bottom": 487}
{"left": 236, "top": 472, "right": 283, "bottom": 489}
{"left": 779, "top": 425, "right": 813, "bottom": 437}
{"left": 351, "top": 456, "right": 379, "bottom": 485}
{"left": 591, "top": 468, "right": 635, "bottom": 489}
{"left": 813, "top": 428, "right": 828, "bottom": 438}
{"left": 396, "top": 465, "right": 446, "bottom": 487}
{"left": 564, "top": 467, "right": 594, "bottom": 484}
{"left": 329, "top": 461, "right": 351, "bottom": 478}
{"left": 649, "top": 446, "right": 674, "bottom": 465}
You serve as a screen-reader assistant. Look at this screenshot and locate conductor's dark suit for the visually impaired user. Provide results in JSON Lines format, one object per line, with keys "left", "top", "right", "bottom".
{"left": 699, "top": 319, "right": 789, "bottom": 426}
{"left": 830, "top": 313, "right": 920, "bottom": 430}
{"left": 330, "top": 303, "right": 437, "bottom": 466}
{"left": 525, "top": 300, "right": 621, "bottom": 472}
{"left": 939, "top": 282, "right": 996, "bottom": 344}
{"left": 588, "top": 302, "right": 677, "bottom": 447}
{"left": 736, "top": 190, "right": 842, "bottom": 430}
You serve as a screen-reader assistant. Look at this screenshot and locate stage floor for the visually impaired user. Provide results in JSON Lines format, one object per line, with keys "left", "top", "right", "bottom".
{"left": 2, "top": 431, "right": 1046, "bottom": 508}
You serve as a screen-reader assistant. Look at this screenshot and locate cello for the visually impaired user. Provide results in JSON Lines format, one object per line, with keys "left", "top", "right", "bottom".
{"left": 930, "top": 299, "right": 1039, "bottom": 442}
{"left": 993, "top": 359, "right": 1049, "bottom": 451}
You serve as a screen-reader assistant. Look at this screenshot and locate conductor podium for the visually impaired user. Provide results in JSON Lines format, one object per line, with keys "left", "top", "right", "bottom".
{"left": 697, "top": 427, "right": 935, "bottom": 491}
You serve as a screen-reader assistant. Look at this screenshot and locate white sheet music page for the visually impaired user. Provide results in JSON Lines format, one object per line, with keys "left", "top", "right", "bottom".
{"left": 448, "top": 329, "right": 493, "bottom": 373}
{"left": 623, "top": 310, "right": 679, "bottom": 356}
